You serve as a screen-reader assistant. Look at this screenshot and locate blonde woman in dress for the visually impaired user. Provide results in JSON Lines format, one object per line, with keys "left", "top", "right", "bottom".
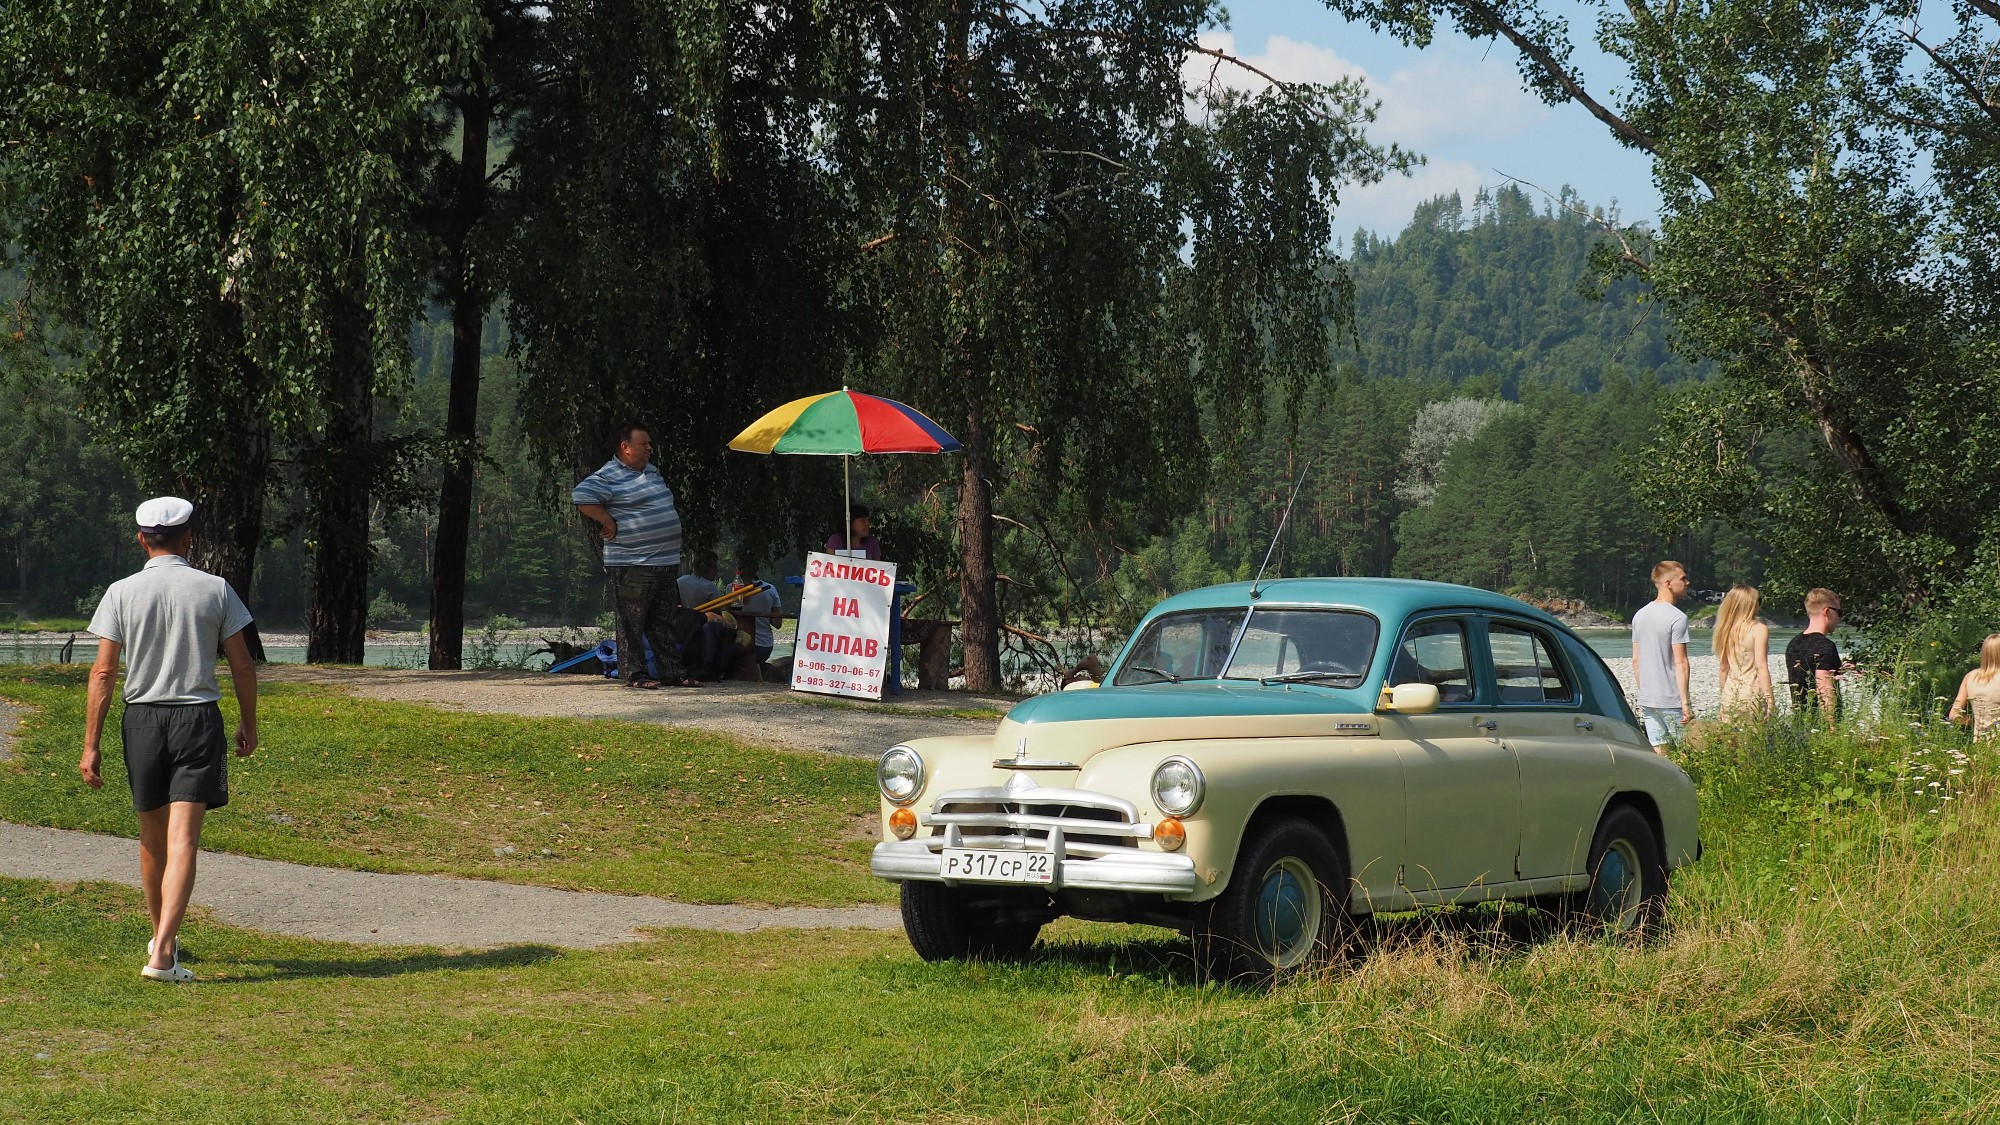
{"left": 1947, "top": 634, "right": 2000, "bottom": 741}
{"left": 1715, "top": 585, "right": 1774, "bottom": 719}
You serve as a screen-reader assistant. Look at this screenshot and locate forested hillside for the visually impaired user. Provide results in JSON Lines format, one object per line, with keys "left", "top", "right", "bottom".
{"left": 4, "top": 187, "right": 1755, "bottom": 629}
{"left": 1343, "top": 188, "right": 1703, "bottom": 393}
{"left": 1111, "top": 186, "right": 1754, "bottom": 619}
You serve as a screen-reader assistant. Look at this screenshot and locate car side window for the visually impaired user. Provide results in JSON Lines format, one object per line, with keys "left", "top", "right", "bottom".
{"left": 1488, "top": 622, "right": 1576, "bottom": 704}
{"left": 1390, "top": 618, "right": 1474, "bottom": 703}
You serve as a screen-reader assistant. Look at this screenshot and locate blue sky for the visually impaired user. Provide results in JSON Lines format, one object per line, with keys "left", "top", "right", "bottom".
{"left": 1207, "top": 0, "right": 1662, "bottom": 240}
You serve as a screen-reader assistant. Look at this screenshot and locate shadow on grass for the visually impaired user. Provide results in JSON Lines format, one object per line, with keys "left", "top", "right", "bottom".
{"left": 204, "top": 943, "right": 564, "bottom": 984}
{"left": 1018, "top": 902, "right": 1651, "bottom": 988}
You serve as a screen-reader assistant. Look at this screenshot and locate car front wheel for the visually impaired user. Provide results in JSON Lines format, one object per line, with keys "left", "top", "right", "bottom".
{"left": 899, "top": 881, "right": 1043, "bottom": 962}
{"left": 1198, "top": 815, "right": 1350, "bottom": 981}
{"left": 1578, "top": 804, "right": 1668, "bottom": 937}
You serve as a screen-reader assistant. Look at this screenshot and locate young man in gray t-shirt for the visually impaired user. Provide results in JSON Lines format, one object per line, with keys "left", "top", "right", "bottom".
{"left": 1631, "top": 560, "right": 1693, "bottom": 754}
{"left": 79, "top": 497, "right": 258, "bottom": 983}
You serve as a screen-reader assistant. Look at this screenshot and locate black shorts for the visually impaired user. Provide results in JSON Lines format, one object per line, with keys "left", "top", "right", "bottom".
{"left": 121, "top": 702, "right": 229, "bottom": 812}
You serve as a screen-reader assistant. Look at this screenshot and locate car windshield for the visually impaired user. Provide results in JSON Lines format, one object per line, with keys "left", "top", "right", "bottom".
{"left": 1114, "top": 607, "right": 1378, "bottom": 686}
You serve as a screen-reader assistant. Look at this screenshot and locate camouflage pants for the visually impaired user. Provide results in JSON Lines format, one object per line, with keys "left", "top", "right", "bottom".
{"left": 605, "top": 565, "right": 688, "bottom": 683}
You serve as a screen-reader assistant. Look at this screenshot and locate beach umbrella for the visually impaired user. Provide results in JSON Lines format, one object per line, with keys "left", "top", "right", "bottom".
{"left": 728, "top": 388, "right": 961, "bottom": 552}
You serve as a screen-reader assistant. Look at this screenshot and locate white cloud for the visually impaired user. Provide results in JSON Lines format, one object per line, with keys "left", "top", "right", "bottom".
{"left": 1339, "top": 159, "right": 1491, "bottom": 237}
{"left": 1185, "top": 32, "right": 1548, "bottom": 149}
{"left": 1182, "top": 32, "right": 1556, "bottom": 235}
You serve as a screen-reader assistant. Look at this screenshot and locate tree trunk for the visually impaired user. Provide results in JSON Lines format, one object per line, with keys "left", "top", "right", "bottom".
{"left": 307, "top": 290, "right": 375, "bottom": 665}
{"left": 941, "top": 0, "right": 1003, "bottom": 692}
{"left": 428, "top": 93, "right": 492, "bottom": 670}
{"left": 956, "top": 409, "right": 1001, "bottom": 691}
{"left": 186, "top": 308, "right": 270, "bottom": 661}
{"left": 185, "top": 405, "right": 271, "bottom": 663}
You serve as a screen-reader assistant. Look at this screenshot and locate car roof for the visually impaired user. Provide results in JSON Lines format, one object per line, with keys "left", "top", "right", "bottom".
{"left": 1143, "top": 577, "right": 1566, "bottom": 629}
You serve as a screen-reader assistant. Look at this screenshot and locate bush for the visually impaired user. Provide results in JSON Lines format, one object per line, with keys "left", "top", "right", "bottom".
{"left": 1861, "top": 560, "right": 2000, "bottom": 722}
{"left": 367, "top": 590, "right": 414, "bottom": 629}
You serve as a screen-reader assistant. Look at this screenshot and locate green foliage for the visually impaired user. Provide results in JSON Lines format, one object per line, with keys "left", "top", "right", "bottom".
{"left": 0, "top": 0, "right": 489, "bottom": 659}
{"left": 1112, "top": 193, "right": 1757, "bottom": 627}
{"left": 1861, "top": 555, "right": 2000, "bottom": 721}
{"left": 822, "top": 1, "right": 1413, "bottom": 687}
{"left": 0, "top": 348, "right": 140, "bottom": 616}
{"left": 366, "top": 590, "right": 413, "bottom": 629}
{"left": 1340, "top": 0, "right": 2000, "bottom": 619}
{"left": 498, "top": 0, "right": 853, "bottom": 573}
{"left": 1343, "top": 187, "right": 1703, "bottom": 395}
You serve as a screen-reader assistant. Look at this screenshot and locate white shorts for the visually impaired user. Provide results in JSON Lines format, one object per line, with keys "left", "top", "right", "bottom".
{"left": 1638, "top": 706, "right": 1685, "bottom": 746}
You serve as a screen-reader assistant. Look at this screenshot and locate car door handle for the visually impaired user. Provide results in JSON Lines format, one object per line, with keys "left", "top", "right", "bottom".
{"left": 1472, "top": 718, "right": 1497, "bottom": 731}
{"left": 1574, "top": 718, "right": 1596, "bottom": 732}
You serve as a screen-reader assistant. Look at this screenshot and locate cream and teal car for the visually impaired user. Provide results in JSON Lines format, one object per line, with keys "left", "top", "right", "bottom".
{"left": 872, "top": 578, "right": 1697, "bottom": 976}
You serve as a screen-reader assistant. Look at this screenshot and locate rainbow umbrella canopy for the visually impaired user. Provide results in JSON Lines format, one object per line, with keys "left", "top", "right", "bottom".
{"left": 728, "top": 388, "right": 960, "bottom": 553}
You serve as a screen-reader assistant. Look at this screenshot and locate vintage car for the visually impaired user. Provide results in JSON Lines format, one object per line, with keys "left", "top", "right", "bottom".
{"left": 871, "top": 578, "right": 1698, "bottom": 976}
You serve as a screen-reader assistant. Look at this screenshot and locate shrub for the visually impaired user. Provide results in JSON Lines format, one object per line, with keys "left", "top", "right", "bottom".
{"left": 367, "top": 590, "right": 414, "bottom": 629}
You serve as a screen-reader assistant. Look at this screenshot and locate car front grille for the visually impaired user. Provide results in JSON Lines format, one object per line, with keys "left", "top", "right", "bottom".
{"left": 923, "top": 787, "right": 1151, "bottom": 856}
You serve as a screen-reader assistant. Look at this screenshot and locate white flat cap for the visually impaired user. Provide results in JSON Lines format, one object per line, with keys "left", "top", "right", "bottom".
{"left": 135, "top": 496, "right": 194, "bottom": 532}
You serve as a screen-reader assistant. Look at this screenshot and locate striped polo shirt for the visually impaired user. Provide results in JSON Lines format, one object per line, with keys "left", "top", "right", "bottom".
{"left": 571, "top": 459, "right": 683, "bottom": 567}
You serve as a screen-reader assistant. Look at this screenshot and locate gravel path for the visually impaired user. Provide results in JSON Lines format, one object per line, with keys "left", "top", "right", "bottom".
{"left": 261, "top": 666, "right": 1009, "bottom": 759}
{"left": 0, "top": 821, "right": 898, "bottom": 949}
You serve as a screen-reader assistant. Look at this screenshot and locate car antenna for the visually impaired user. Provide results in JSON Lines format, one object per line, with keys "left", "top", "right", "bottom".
{"left": 1249, "top": 459, "right": 1312, "bottom": 600}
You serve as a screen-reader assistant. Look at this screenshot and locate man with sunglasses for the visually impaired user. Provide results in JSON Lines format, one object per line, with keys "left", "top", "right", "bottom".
{"left": 1784, "top": 589, "right": 1844, "bottom": 723}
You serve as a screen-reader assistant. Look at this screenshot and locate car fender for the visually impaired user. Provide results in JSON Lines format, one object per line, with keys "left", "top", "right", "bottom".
{"left": 875, "top": 735, "right": 998, "bottom": 836}
{"left": 1596, "top": 745, "right": 1700, "bottom": 868}
{"left": 1076, "top": 735, "right": 1404, "bottom": 908}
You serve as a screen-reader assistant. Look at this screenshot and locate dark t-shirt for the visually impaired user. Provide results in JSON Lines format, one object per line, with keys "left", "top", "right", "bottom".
{"left": 1784, "top": 631, "right": 1841, "bottom": 715}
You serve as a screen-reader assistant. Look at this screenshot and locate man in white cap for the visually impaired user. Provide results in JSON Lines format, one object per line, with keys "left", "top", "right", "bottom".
{"left": 79, "top": 496, "right": 258, "bottom": 983}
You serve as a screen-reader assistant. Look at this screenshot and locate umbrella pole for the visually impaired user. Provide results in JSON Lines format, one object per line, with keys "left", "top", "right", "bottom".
{"left": 843, "top": 454, "right": 852, "bottom": 554}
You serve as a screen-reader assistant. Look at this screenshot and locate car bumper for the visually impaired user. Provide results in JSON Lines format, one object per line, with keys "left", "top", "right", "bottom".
{"left": 871, "top": 838, "right": 1201, "bottom": 896}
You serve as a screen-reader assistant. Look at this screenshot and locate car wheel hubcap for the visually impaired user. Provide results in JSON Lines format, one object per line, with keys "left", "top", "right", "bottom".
{"left": 1591, "top": 839, "right": 1643, "bottom": 931}
{"left": 1253, "top": 857, "right": 1322, "bottom": 969}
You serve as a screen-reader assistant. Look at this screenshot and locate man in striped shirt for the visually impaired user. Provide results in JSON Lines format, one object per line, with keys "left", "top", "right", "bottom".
{"left": 572, "top": 422, "right": 694, "bottom": 688}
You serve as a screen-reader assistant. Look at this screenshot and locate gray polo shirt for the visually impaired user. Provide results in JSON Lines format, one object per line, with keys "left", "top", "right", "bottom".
{"left": 88, "top": 555, "right": 254, "bottom": 705}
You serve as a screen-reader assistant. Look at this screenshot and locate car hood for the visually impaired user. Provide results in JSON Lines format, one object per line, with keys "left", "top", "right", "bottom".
{"left": 950, "top": 682, "right": 1385, "bottom": 773}
{"left": 1006, "top": 680, "right": 1376, "bottom": 726}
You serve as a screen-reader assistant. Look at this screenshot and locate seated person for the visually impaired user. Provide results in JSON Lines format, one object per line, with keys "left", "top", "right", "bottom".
{"left": 677, "top": 549, "right": 724, "bottom": 609}
{"left": 823, "top": 506, "right": 883, "bottom": 559}
{"left": 732, "top": 562, "right": 784, "bottom": 669}
{"left": 680, "top": 611, "right": 749, "bottom": 683}
{"left": 675, "top": 550, "right": 772, "bottom": 681}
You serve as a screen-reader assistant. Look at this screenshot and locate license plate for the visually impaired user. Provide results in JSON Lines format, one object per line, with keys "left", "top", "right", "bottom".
{"left": 940, "top": 848, "right": 1054, "bottom": 884}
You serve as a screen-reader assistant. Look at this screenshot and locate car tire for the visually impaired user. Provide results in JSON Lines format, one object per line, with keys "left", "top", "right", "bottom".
{"left": 899, "top": 881, "right": 1042, "bottom": 962}
{"left": 1197, "top": 815, "right": 1351, "bottom": 982}
{"left": 1575, "top": 804, "right": 1668, "bottom": 937}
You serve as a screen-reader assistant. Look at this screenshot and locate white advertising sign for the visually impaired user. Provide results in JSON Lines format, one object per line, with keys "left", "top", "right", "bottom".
{"left": 791, "top": 552, "right": 897, "bottom": 700}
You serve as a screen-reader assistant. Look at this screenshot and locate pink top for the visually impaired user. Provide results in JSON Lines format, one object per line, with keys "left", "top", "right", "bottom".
{"left": 823, "top": 534, "right": 882, "bottom": 560}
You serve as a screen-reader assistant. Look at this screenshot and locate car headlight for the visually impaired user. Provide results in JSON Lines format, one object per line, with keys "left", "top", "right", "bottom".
{"left": 878, "top": 745, "right": 925, "bottom": 806}
{"left": 1151, "top": 756, "right": 1204, "bottom": 816}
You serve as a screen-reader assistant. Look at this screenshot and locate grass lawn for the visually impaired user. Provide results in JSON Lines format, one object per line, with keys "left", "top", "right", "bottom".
{"left": 0, "top": 667, "right": 889, "bottom": 906}
{"left": 2, "top": 615, "right": 93, "bottom": 634}
{"left": 7, "top": 792, "right": 2000, "bottom": 1125}
{"left": 6, "top": 668, "right": 2000, "bottom": 1120}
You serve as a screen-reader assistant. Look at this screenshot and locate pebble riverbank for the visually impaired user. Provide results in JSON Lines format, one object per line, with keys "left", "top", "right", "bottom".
{"left": 1602, "top": 653, "right": 1859, "bottom": 719}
